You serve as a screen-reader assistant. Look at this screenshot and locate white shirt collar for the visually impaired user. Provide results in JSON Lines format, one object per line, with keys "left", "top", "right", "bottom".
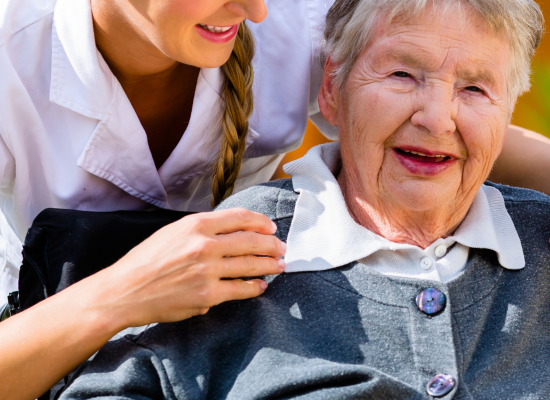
{"left": 282, "top": 142, "right": 525, "bottom": 273}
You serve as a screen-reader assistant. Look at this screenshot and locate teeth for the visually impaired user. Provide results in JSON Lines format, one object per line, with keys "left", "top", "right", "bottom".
{"left": 402, "top": 149, "right": 447, "bottom": 158}
{"left": 200, "top": 24, "right": 233, "bottom": 34}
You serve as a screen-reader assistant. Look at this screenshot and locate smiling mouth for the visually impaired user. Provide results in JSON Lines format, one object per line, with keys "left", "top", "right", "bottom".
{"left": 197, "top": 24, "right": 234, "bottom": 34}
{"left": 394, "top": 148, "right": 451, "bottom": 163}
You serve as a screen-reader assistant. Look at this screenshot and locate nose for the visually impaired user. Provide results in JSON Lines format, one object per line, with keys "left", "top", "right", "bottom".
{"left": 411, "top": 85, "right": 458, "bottom": 136}
{"left": 227, "top": 0, "right": 268, "bottom": 24}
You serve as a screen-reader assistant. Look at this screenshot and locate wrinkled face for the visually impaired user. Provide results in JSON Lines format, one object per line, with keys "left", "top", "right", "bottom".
{"left": 324, "top": 5, "right": 511, "bottom": 213}
{"left": 114, "top": 0, "right": 267, "bottom": 67}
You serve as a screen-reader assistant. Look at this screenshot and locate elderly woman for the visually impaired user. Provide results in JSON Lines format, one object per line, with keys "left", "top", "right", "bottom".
{"left": 58, "top": 0, "right": 547, "bottom": 398}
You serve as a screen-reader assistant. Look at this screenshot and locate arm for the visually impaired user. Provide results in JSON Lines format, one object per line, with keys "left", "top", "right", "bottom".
{"left": 489, "top": 125, "right": 550, "bottom": 195}
{"left": 0, "top": 209, "right": 286, "bottom": 400}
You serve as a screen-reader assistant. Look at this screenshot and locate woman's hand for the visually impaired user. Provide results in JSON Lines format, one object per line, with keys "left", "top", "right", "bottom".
{"left": 0, "top": 208, "right": 285, "bottom": 400}
{"left": 94, "top": 207, "right": 286, "bottom": 329}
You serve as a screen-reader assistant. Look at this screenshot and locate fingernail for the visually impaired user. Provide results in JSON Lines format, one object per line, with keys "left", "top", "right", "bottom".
{"left": 260, "top": 281, "right": 268, "bottom": 290}
{"left": 277, "top": 257, "right": 286, "bottom": 271}
{"left": 281, "top": 241, "right": 287, "bottom": 253}
{"left": 271, "top": 221, "right": 277, "bottom": 232}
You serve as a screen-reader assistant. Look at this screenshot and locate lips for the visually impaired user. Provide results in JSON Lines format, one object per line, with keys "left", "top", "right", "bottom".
{"left": 393, "top": 147, "right": 458, "bottom": 176}
{"left": 195, "top": 24, "right": 239, "bottom": 44}
{"left": 198, "top": 24, "right": 233, "bottom": 34}
{"left": 394, "top": 148, "right": 451, "bottom": 163}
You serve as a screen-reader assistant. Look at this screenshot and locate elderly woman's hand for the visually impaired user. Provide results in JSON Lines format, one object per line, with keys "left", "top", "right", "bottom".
{"left": 92, "top": 208, "right": 286, "bottom": 328}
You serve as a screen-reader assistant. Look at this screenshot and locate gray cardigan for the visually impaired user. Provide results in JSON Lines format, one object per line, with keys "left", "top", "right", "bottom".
{"left": 59, "top": 179, "right": 550, "bottom": 400}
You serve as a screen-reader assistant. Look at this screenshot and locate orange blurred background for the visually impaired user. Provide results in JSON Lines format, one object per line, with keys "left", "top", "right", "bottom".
{"left": 274, "top": 0, "right": 550, "bottom": 179}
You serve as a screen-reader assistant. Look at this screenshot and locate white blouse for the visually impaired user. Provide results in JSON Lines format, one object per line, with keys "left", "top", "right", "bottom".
{"left": 0, "top": 0, "right": 337, "bottom": 240}
{"left": 283, "top": 143, "right": 525, "bottom": 282}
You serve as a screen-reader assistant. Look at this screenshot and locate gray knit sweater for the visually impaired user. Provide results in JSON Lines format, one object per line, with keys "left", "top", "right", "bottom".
{"left": 59, "top": 179, "right": 550, "bottom": 400}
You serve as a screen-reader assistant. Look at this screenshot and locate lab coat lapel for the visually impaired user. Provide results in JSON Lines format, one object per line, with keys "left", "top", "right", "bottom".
{"left": 77, "top": 82, "right": 168, "bottom": 208}
{"left": 158, "top": 68, "right": 224, "bottom": 190}
{"left": 50, "top": 0, "right": 114, "bottom": 119}
{"left": 50, "top": 0, "right": 168, "bottom": 208}
{"left": 158, "top": 68, "right": 260, "bottom": 190}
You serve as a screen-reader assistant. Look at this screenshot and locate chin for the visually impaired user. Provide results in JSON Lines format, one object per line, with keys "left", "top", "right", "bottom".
{"left": 388, "top": 181, "right": 456, "bottom": 212}
{"left": 187, "top": 46, "right": 234, "bottom": 69}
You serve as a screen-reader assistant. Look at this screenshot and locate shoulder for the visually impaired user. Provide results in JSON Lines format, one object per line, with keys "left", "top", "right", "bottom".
{"left": 0, "top": 0, "right": 56, "bottom": 47}
{"left": 486, "top": 181, "right": 550, "bottom": 207}
{"left": 486, "top": 181, "right": 550, "bottom": 247}
{"left": 216, "top": 179, "right": 297, "bottom": 221}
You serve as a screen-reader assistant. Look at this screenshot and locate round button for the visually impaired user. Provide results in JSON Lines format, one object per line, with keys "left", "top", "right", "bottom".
{"left": 420, "top": 257, "right": 433, "bottom": 270}
{"left": 416, "top": 288, "right": 446, "bottom": 315}
{"left": 426, "top": 373, "right": 455, "bottom": 397}
{"left": 435, "top": 244, "right": 447, "bottom": 258}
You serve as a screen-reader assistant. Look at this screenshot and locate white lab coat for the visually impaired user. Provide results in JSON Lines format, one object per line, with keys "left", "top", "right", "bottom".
{"left": 0, "top": 0, "right": 336, "bottom": 295}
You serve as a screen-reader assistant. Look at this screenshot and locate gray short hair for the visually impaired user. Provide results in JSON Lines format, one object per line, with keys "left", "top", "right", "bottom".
{"left": 323, "top": 0, "right": 544, "bottom": 106}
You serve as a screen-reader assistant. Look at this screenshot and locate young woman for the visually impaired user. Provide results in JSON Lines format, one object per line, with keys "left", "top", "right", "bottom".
{"left": 0, "top": 0, "right": 549, "bottom": 399}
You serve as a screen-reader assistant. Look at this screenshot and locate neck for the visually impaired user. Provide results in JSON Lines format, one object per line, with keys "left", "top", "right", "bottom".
{"left": 91, "top": 0, "right": 179, "bottom": 84}
{"left": 337, "top": 169, "right": 471, "bottom": 249}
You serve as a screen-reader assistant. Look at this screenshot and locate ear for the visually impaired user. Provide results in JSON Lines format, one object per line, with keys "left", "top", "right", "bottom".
{"left": 318, "top": 57, "right": 340, "bottom": 127}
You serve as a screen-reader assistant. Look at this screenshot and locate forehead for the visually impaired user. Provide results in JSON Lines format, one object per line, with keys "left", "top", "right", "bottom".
{"left": 363, "top": 5, "right": 509, "bottom": 85}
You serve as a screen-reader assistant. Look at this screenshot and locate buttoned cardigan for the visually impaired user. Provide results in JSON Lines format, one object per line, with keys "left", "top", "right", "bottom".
{"left": 59, "top": 179, "right": 550, "bottom": 400}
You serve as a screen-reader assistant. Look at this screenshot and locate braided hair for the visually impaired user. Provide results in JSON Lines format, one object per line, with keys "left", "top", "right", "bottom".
{"left": 211, "top": 22, "right": 255, "bottom": 208}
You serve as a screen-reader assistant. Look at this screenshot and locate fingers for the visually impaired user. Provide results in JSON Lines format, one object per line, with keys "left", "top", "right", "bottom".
{"left": 193, "top": 208, "right": 277, "bottom": 235}
{"left": 217, "top": 230, "right": 286, "bottom": 258}
{"left": 218, "top": 255, "right": 286, "bottom": 278}
{"left": 217, "top": 279, "right": 269, "bottom": 303}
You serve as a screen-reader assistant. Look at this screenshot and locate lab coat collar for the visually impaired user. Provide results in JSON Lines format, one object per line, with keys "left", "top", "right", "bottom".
{"left": 282, "top": 142, "right": 525, "bottom": 273}
{"left": 50, "top": 0, "right": 114, "bottom": 119}
{"left": 158, "top": 68, "right": 227, "bottom": 192}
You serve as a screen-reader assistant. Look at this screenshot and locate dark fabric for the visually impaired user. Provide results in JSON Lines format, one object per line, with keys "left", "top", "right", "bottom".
{"left": 58, "top": 179, "right": 550, "bottom": 400}
{"left": 18, "top": 208, "right": 194, "bottom": 400}
{"left": 19, "top": 208, "right": 193, "bottom": 311}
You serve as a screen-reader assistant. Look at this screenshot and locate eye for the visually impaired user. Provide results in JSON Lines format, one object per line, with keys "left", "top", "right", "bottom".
{"left": 465, "top": 86, "right": 484, "bottom": 94}
{"left": 393, "top": 71, "right": 411, "bottom": 78}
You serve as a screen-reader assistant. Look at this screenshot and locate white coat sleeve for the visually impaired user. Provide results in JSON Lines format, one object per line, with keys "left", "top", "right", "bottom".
{"left": 0, "top": 208, "right": 22, "bottom": 303}
{"left": 0, "top": 112, "right": 22, "bottom": 303}
{"left": 0, "top": 112, "right": 15, "bottom": 190}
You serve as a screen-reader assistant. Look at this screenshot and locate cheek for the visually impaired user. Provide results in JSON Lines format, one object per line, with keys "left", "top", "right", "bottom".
{"left": 156, "top": 5, "right": 197, "bottom": 36}
{"left": 338, "top": 83, "right": 416, "bottom": 183}
{"left": 459, "top": 110, "right": 505, "bottom": 154}
{"left": 342, "top": 83, "right": 415, "bottom": 148}
{"left": 150, "top": 1, "right": 234, "bottom": 66}
{"left": 132, "top": 1, "right": 198, "bottom": 50}
{"left": 160, "top": 0, "right": 214, "bottom": 21}
{"left": 456, "top": 107, "right": 507, "bottom": 173}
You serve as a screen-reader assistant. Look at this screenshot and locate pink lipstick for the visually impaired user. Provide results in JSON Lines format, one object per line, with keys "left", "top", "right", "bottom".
{"left": 195, "top": 24, "right": 239, "bottom": 44}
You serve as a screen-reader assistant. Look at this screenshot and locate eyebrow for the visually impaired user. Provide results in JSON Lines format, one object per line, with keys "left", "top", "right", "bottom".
{"left": 457, "top": 69, "right": 496, "bottom": 86}
{"left": 387, "top": 48, "right": 497, "bottom": 86}
{"left": 387, "top": 49, "right": 426, "bottom": 69}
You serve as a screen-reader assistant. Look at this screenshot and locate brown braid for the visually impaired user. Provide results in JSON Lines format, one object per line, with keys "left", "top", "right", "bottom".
{"left": 211, "top": 22, "right": 255, "bottom": 208}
